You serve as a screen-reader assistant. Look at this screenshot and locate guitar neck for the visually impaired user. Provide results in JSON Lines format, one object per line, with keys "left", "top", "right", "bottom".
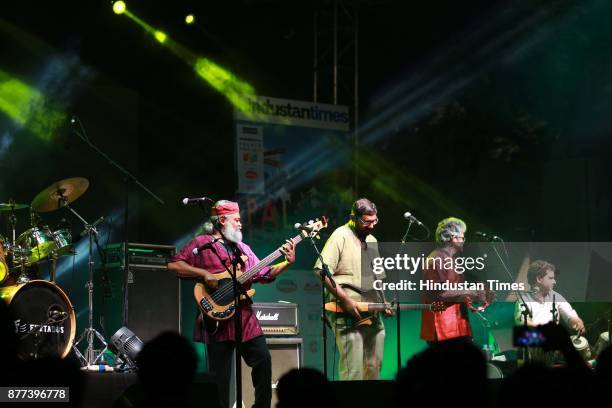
{"left": 365, "top": 303, "right": 432, "bottom": 313}
{"left": 238, "top": 233, "right": 304, "bottom": 284}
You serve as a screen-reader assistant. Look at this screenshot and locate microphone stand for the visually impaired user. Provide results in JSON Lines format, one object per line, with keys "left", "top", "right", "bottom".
{"left": 481, "top": 236, "right": 532, "bottom": 361}
{"left": 396, "top": 219, "right": 418, "bottom": 371}
{"left": 308, "top": 233, "right": 335, "bottom": 379}
{"left": 397, "top": 215, "right": 430, "bottom": 369}
{"left": 202, "top": 239, "right": 247, "bottom": 407}
{"left": 551, "top": 294, "right": 558, "bottom": 325}
{"left": 71, "top": 117, "right": 164, "bottom": 330}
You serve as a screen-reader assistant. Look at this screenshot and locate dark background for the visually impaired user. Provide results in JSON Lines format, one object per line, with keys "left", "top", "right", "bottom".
{"left": 1, "top": 0, "right": 611, "bottom": 373}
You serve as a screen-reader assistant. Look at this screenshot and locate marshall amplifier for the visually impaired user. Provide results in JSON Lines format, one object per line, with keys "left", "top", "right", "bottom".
{"left": 252, "top": 302, "right": 298, "bottom": 336}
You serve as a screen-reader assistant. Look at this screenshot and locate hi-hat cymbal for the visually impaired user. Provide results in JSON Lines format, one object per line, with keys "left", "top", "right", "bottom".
{"left": 0, "top": 202, "right": 29, "bottom": 211}
{"left": 31, "top": 177, "right": 90, "bottom": 213}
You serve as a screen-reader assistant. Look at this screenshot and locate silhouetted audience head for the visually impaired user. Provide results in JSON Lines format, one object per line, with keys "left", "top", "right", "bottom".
{"left": 596, "top": 343, "right": 612, "bottom": 383}
{"left": 0, "top": 300, "right": 19, "bottom": 385}
{"left": 276, "top": 367, "right": 336, "bottom": 408}
{"left": 136, "top": 331, "right": 198, "bottom": 402}
{"left": 396, "top": 338, "right": 487, "bottom": 408}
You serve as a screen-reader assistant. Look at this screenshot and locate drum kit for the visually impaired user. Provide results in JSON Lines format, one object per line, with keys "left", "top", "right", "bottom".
{"left": 1, "top": 177, "right": 107, "bottom": 365}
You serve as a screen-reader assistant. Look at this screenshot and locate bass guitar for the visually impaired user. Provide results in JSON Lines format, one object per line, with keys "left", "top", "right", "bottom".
{"left": 193, "top": 218, "right": 328, "bottom": 326}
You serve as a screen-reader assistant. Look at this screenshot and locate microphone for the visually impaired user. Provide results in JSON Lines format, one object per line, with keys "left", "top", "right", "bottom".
{"left": 192, "top": 238, "right": 220, "bottom": 255}
{"left": 403, "top": 211, "right": 423, "bottom": 226}
{"left": 475, "top": 231, "right": 500, "bottom": 241}
{"left": 182, "top": 197, "right": 212, "bottom": 205}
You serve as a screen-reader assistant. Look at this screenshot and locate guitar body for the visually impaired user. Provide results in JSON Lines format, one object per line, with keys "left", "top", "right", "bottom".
{"left": 194, "top": 267, "right": 256, "bottom": 322}
{"left": 190, "top": 217, "right": 328, "bottom": 334}
{"left": 325, "top": 299, "right": 446, "bottom": 328}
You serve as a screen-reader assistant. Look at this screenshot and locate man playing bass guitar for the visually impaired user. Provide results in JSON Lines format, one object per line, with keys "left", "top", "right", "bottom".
{"left": 167, "top": 200, "right": 296, "bottom": 408}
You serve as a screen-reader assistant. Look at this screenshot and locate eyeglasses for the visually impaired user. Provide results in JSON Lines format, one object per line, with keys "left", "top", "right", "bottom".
{"left": 357, "top": 217, "right": 378, "bottom": 227}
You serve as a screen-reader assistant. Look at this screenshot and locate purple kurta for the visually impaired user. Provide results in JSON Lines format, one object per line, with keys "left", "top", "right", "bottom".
{"left": 171, "top": 234, "right": 274, "bottom": 343}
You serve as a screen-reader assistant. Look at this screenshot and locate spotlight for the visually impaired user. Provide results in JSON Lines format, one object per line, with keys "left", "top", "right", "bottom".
{"left": 154, "top": 30, "right": 167, "bottom": 44}
{"left": 185, "top": 14, "right": 195, "bottom": 25}
{"left": 112, "top": 1, "right": 126, "bottom": 15}
{"left": 109, "top": 326, "right": 143, "bottom": 367}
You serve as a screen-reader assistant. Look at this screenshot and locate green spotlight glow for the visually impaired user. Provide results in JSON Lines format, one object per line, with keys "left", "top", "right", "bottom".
{"left": 114, "top": 7, "right": 256, "bottom": 115}
{"left": 194, "top": 58, "right": 256, "bottom": 115}
{"left": 112, "top": 1, "right": 126, "bottom": 15}
{"left": 154, "top": 30, "right": 167, "bottom": 44}
{"left": 0, "top": 69, "right": 66, "bottom": 141}
{"left": 185, "top": 14, "right": 195, "bottom": 25}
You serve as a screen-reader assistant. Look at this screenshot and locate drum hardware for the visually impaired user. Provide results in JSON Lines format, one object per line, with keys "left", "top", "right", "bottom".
{"left": 48, "top": 186, "right": 109, "bottom": 366}
{"left": 1, "top": 200, "right": 28, "bottom": 245}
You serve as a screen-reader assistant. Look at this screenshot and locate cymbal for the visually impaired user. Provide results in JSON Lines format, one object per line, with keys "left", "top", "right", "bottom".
{"left": 31, "top": 177, "right": 90, "bottom": 213}
{"left": 0, "top": 202, "right": 29, "bottom": 211}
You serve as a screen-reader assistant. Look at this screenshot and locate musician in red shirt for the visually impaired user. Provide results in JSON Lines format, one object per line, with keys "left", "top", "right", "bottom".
{"left": 420, "top": 217, "right": 487, "bottom": 343}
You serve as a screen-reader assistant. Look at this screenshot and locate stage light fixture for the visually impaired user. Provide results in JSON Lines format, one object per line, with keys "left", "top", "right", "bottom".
{"left": 113, "top": 1, "right": 126, "bottom": 15}
{"left": 109, "top": 326, "right": 143, "bottom": 366}
{"left": 185, "top": 14, "right": 195, "bottom": 25}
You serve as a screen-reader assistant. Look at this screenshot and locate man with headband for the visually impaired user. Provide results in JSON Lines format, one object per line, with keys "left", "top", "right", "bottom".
{"left": 168, "top": 200, "right": 296, "bottom": 408}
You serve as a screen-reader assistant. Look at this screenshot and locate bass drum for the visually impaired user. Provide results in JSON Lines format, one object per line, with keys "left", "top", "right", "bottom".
{"left": 0, "top": 280, "right": 76, "bottom": 359}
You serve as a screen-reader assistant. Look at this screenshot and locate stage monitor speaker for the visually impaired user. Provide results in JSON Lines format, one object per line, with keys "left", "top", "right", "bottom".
{"left": 230, "top": 337, "right": 303, "bottom": 408}
{"left": 95, "top": 266, "right": 181, "bottom": 343}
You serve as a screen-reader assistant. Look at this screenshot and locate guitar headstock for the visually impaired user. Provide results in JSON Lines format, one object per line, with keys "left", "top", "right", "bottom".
{"left": 298, "top": 216, "right": 328, "bottom": 238}
{"left": 431, "top": 301, "right": 446, "bottom": 312}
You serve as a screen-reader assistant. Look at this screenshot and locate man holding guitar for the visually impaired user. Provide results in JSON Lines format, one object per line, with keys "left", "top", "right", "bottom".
{"left": 314, "top": 198, "right": 392, "bottom": 380}
{"left": 167, "top": 200, "right": 296, "bottom": 408}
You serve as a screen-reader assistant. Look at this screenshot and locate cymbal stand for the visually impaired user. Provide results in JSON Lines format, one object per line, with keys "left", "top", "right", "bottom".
{"left": 8, "top": 205, "right": 17, "bottom": 245}
{"left": 61, "top": 195, "right": 108, "bottom": 366}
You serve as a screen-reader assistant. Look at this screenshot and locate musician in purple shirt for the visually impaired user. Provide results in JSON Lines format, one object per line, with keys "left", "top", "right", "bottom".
{"left": 168, "top": 200, "right": 295, "bottom": 408}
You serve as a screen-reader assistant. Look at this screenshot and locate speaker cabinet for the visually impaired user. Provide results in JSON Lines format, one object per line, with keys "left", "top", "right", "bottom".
{"left": 230, "top": 337, "right": 303, "bottom": 408}
{"left": 95, "top": 266, "right": 181, "bottom": 343}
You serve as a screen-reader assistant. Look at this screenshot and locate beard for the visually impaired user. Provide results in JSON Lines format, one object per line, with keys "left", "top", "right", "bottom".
{"left": 222, "top": 223, "right": 243, "bottom": 243}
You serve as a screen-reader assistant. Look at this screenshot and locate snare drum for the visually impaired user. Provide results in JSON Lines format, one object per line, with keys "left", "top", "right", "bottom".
{"left": 0, "top": 280, "right": 76, "bottom": 359}
{"left": 16, "top": 226, "right": 56, "bottom": 264}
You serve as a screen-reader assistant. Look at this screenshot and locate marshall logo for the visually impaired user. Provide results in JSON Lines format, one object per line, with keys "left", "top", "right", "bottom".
{"left": 256, "top": 311, "right": 280, "bottom": 321}
{"left": 14, "top": 319, "right": 65, "bottom": 334}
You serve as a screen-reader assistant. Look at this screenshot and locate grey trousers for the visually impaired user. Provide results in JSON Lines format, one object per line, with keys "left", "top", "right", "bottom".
{"left": 333, "top": 315, "right": 385, "bottom": 380}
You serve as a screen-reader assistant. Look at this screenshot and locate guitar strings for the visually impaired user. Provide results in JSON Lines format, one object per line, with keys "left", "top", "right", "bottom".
{"left": 209, "top": 235, "right": 303, "bottom": 303}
